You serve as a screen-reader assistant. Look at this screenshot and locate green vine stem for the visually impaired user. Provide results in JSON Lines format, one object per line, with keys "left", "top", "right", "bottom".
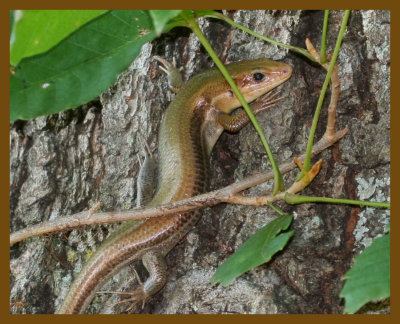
{"left": 210, "top": 11, "right": 315, "bottom": 62}
{"left": 183, "top": 12, "right": 285, "bottom": 194}
{"left": 285, "top": 193, "right": 390, "bottom": 209}
{"left": 205, "top": 10, "right": 348, "bottom": 173}
{"left": 182, "top": 10, "right": 388, "bottom": 210}
{"left": 320, "top": 10, "right": 330, "bottom": 64}
{"left": 269, "top": 203, "right": 287, "bottom": 216}
{"left": 303, "top": 10, "right": 350, "bottom": 172}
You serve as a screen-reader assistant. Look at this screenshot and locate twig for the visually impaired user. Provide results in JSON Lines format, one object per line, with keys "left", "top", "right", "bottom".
{"left": 305, "top": 39, "right": 341, "bottom": 140}
{"left": 10, "top": 38, "right": 350, "bottom": 247}
{"left": 10, "top": 128, "right": 347, "bottom": 246}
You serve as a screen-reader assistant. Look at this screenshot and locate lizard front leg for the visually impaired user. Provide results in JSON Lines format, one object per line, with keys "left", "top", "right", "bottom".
{"left": 218, "top": 90, "right": 284, "bottom": 132}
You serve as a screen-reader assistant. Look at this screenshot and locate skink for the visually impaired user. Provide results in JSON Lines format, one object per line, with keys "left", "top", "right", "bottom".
{"left": 58, "top": 57, "right": 292, "bottom": 313}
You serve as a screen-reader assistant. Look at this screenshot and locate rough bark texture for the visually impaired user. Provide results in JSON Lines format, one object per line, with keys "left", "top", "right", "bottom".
{"left": 10, "top": 10, "right": 390, "bottom": 314}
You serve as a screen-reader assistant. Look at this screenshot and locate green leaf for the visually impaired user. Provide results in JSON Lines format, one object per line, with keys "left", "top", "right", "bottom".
{"left": 340, "top": 233, "right": 390, "bottom": 314}
{"left": 10, "top": 10, "right": 157, "bottom": 122}
{"left": 211, "top": 214, "right": 294, "bottom": 287}
{"left": 10, "top": 10, "right": 108, "bottom": 66}
{"left": 164, "top": 10, "right": 217, "bottom": 31}
{"left": 149, "top": 10, "right": 182, "bottom": 35}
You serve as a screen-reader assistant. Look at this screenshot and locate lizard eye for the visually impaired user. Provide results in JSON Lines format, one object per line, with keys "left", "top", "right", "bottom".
{"left": 253, "top": 72, "right": 265, "bottom": 81}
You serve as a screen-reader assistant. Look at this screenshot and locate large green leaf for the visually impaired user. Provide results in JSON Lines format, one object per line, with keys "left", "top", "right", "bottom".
{"left": 164, "top": 10, "right": 216, "bottom": 31}
{"left": 149, "top": 10, "right": 182, "bottom": 35}
{"left": 211, "top": 214, "right": 294, "bottom": 287}
{"left": 10, "top": 10, "right": 108, "bottom": 66}
{"left": 10, "top": 10, "right": 157, "bottom": 121}
{"left": 340, "top": 233, "right": 390, "bottom": 314}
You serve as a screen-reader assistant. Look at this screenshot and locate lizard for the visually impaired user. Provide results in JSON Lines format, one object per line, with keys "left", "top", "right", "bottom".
{"left": 57, "top": 56, "right": 292, "bottom": 313}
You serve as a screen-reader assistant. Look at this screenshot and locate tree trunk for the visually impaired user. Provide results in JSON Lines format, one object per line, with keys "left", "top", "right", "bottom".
{"left": 10, "top": 10, "right": 390, "bottom": 314}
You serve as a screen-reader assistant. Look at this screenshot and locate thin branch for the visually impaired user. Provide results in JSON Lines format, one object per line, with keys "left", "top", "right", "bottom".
{"left": 224, "top": 158, "right": 323, "bottom": 206}
{"left": 305, "top": 39, "right": 341, "bottom": 140}
{"left": 10, "top": 128, "right": 347, "bottom": 246}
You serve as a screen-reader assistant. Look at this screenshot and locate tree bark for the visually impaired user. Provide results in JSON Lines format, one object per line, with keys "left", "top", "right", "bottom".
{"left": 10, "top": 10, "right": 390, "bottom": 314}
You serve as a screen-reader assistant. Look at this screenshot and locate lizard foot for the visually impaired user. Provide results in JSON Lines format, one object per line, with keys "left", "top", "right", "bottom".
{"left": 251, "top": 89, "right": 286, "bottom": 112}
{"left": 97, "top": 266, "right": 149, "bottom": 313}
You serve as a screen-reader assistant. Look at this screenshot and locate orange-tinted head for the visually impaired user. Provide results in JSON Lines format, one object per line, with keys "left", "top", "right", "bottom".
{"left": 212, "top": 58, "right": 292, "bottom": 113}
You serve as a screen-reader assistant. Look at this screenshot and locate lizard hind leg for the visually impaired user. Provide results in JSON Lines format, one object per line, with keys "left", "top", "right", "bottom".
{"left": 97, "top": 251, "right": 168, "bottom": 313}
{"left": 96, "top": 268, "right": 146, "bottom": 313}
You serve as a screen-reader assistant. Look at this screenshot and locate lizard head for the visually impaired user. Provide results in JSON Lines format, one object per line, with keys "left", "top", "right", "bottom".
{"left": 211, "top": 58, "right": 293, "bottom": 113}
